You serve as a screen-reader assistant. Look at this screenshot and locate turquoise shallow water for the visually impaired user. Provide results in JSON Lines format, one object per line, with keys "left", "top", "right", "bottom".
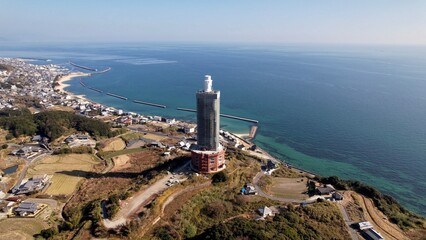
{"left": 1, "top": 43, "right": 426, "bottom": 216}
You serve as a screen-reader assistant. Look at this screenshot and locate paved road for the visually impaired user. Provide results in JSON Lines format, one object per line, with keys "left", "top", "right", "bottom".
{"left": 11, "top": 152, "right": 49, "bottom": 192}
{"left": 337, "top": 203, "right": 359, "bottom": 240}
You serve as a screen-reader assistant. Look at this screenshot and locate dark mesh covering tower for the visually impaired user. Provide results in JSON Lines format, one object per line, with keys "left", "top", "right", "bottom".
{"left": 196, "top": 75, "right": 220, "bottom": 151}
{"left": 191, "top": 75, "right": 226, "bottom": 173}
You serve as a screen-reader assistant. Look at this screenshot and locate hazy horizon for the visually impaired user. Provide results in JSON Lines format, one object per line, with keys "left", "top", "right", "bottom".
{"left": 1, "top": 1, "right": 426, "bottom": 45}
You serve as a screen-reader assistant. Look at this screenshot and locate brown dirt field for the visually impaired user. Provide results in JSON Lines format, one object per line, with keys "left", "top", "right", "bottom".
{"left": 26, "top": 154, "right": 99, "bottom": 196}
{"left": 142, "top": 133, "right": 165, "bottom": 141}
{"left": 0, "top": 218, "right": 48, "bottom": 240}
{"left": 160, "top": 137, "right": 179, "bottom": 146}
{"left": 269, "top": 177, "right": 308, "bottom": 200}
{"left": 124, "top": 149, "right": 163, "bottom": 173}
{"left": 26, "top": 154, "right": 98, "bottom": 177}
{"left": 341, "top": 191, "right": 364, "bottom": 222}
{"left": 102, "top": 138, "right": 126, "bottom": 152}
{"left": 352, "top": 192, "right": 409, "bottom": 240}
{"left": 47, "top": 105, "right": 75, "bottom": 112}
{"left": 45, "top": 173, "right": 83, "bottom": 195}
{"left": 112, "top": 155, "right": 131, "bottom": 171}
{"left": 65, "top": 149, "right": 162, "bottom": 213}
{"left": 406, "top": 228, "right": 426, "bottom": 240}
{"left": 0, "top": 154, "right": 22, "bottom": 169}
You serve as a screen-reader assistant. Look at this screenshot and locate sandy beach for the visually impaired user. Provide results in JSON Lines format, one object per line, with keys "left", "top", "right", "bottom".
{"left": 55, "top": 72, "right": 90, "bottom": 99}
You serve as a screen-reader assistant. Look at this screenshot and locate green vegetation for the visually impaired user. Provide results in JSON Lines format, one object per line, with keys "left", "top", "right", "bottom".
{"left": 307, "top": 180, "right": 316, "bottom": 196}
{"left": 53, "top": 145, "right": 94, "bottom": 155}
{"left": 194, "top": 202, "right": 349, "bottom": 240}
{"left": 317, "top": 176, "right": 425, "bottom": 230}
{"left": 0, "top": 108, "right": 37, "bottom": 137}
{"left": 56, "top": 156, "right": 190, "bottom": 238}
{"left": 211, "top": 171, "right": 228, "bottom": 183}
{"left": 121, "top": 131, "right": 145, "bottom": 142}
{"left": 271, "top": 166, "right": 303, "bottom": 178}
{"left": 36, "top": 227, "right": 59, "bottom": 240}
{"left": 104, "top": 193, "right": 128, "bottom": 219}
{"left": 0, "top": 108, "right": 119, "bottom": 140}
{"left": 162, "top": 154, "right": 277, "bottom": 238}
{"left": 35, "top": 110, "right": 110, "bottom": 140}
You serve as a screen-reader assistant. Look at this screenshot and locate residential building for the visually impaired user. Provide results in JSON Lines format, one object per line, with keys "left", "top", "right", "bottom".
{"left": 14, "top": 201, "right": 39, "bottom": 216}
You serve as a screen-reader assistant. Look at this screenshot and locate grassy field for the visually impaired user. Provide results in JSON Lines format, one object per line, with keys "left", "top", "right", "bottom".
{"left": 142, "top": 133, "right": 165, "bottom": 141}
{"left": 101, "top": 148, "right": 146, "bottom": 160}
{"left": 101, "top": 138, "right": 126, "bottom": 152}
{"left": 26, "top": 154, "right": 99, "bottom": 195}
{"left": 122, "top": 131, "right": 166, "bottom": 142}
{"left": 0, "top": 218, "right": 48, "bottom": 240}
{"left": 269, "top": 177, "right": 308, "bottom": 200}
{"left": 121, "top": 132, "right": 145, "bottom": 142}
{"left": 45, "top": 173, "right": 85, "bottom": 195}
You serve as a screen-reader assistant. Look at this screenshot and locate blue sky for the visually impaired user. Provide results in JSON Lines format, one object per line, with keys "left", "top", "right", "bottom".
{"left": 1, "top": 0, "right": 426, "bottom": 44}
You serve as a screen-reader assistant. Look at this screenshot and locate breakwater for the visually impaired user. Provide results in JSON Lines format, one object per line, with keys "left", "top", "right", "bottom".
{"left": 133, "top": 100, "right": 166, "bottom": 108}
{"left": 176, "top": 107, "right": 259, "bottom": 123}
{"left": 90, "top": 67, "right": 112, "bottom": 74}
{"left": 69, "top": 61, "right": 98, "bottom": 71}
{"left": 80, "top": 79, "right": 168, "bottom": 108}
{"left": 106, "top": 92, "right": 128, "bottom": 100}
{"left": 88, "top": 86, "right": 103, "bottom": 93}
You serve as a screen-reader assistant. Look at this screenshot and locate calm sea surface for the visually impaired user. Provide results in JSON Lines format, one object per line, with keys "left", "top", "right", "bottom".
{"left": 1, "top": 43, "right": 426, "bottom": 216}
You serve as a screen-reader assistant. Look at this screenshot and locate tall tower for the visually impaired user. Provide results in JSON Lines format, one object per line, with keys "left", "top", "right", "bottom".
{"left": 191, "top": 75, "right": 226, "bottom": 173}
{"left": 196, "top": 75, "right": 220, "bottom": 151}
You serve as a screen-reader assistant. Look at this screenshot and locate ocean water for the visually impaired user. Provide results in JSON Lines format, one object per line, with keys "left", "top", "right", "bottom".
{"left": 1, "top": 43, "right": 426, "bottom": 216}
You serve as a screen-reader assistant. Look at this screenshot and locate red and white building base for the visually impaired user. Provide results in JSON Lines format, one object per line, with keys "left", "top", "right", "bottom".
{"left": 190, "top": 148, "right": 226, "bottom": 173}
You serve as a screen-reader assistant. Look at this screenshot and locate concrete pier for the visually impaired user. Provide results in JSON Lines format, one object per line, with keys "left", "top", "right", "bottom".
{"left": 249, "top": 125, "right": 258, "bottom": 138}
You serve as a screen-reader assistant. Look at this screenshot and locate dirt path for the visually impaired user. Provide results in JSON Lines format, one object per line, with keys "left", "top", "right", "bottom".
{"left": 103, "top": 173, "right": 172, "bottom": 228}
{"left": 353, "top": 193, "right": 408, "bottom": 240}
{"left": 337, "top": 202, "right": 359, "bottom": 240}
{"left": 103, "top": 161, "right": 191, "bottom": 228}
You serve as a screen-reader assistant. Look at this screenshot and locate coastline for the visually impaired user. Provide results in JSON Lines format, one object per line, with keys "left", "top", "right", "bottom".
{"left": 55, "top": 72, "right": 91, "bottom": 100}
{"left": 53, "top": 67, "right": 424, "bottom": 217}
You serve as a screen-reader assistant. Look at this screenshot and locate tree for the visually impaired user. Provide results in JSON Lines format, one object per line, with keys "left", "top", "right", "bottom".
{"left": 39, "top": 227, "right": 58, "bottom": 239}
{"left": 307, "top": 180, "right": 316, "bottom": 196}
{"left": 184, "top": 223, "right": 197, "bottom": 238}
{"left": 211, "top": 171, "right": 228, "bottom": 183}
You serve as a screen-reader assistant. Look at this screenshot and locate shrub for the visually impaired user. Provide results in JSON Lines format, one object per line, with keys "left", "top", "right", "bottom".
{"left": 211, "top": 171, "right": 228, "bottom": 183}
{"left": 39, "top": 227, "right": 58, "bottom": 239}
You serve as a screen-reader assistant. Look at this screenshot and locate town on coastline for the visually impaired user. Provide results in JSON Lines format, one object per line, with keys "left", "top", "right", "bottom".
{"left": 0, "top": 58, "right": 424, "bottom": 239}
